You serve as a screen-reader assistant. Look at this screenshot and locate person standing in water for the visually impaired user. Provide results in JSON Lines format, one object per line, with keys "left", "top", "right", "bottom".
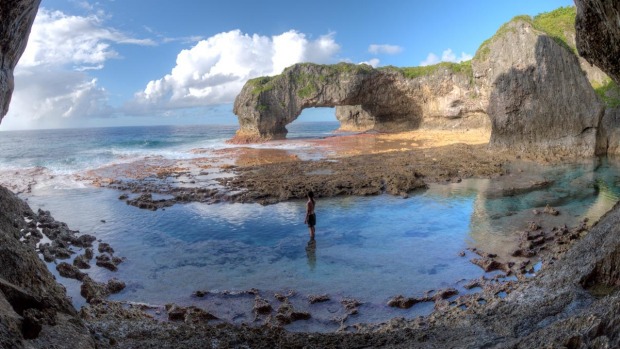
{"left": 304, "top": 191, "right": 316, "bottom": 239}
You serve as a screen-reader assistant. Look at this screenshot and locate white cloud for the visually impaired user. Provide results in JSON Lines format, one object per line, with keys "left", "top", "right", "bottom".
{"left": 368, "top": 44, "right": 403, "bottom": 55}
{"left": 128, "top": 30, "right": 341, "bottom": 114}
{"left": 420, "top": 48, "right": 472, "bottom": 66}
{"left": 20, "top": 9, "right": 154, "bottom": 70}
{"left": 11, "top": 68, "right": 111, "bottom": 120}
{"left": 360, "top": 58, "right": 380, "bottom": 67}
{"left": 5, "top": 8, "right": 152, "bottom": 126}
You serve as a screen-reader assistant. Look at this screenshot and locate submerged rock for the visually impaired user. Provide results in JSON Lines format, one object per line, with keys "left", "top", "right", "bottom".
{"left": 56, "top": 262, "right": 86, "bottom": 281}
{"left": 275, "top": 302, "right": 311, "bottom": 325}
{"left": 253, "top": 296, "right": 272, "bottom": 315}
{"left": 80, "top": 277, "right": 126, "bottom": 304}
{"left": 308, "top": 294, "right": 330, "bottom": 304}
{"left": 387, "top": 295, "right": 420, "bottom": 309}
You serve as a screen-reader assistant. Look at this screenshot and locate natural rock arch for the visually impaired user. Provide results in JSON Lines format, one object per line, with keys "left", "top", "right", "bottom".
{"left": 231, "top": 62, "right": 482, "bottom": 143}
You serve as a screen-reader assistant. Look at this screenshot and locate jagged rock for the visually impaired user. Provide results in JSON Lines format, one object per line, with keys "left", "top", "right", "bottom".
{"left": 106, "top": 278, "right": 126, "bottom": 294}
{"left": 543, "top": 204, "right": 560, "bottom": 216}
{"left": 275, "top": 302, "right": 311, "bottom": 325}
{"left": 165, "top": 304, "right": 187, "bottom": 321}
{"left": 341, "top": 298, "right": 362, "bottom": 315}
{"left": 126, "top": 193, "right": 174, "bottom": 211}
{"left": 431, "top": 288, "right": 459, "bottom": 301}
{"left": 73, "top": 234, "right": 96, "bottom": 248}
{"left": 98, "top": 242, "right": 114, "bottom": 254}
{"left": 184, "top": 306, "right": 218, "bottom": 323}
{"left": 95, "top": 254, "right": 118, "bottom": 271}
{"left": 475, "top": 18, "right": 603, "bottom": 157}
{"left": 0, "top": 186, "right": 95, "bottom": 348}
{"left": 56, "top": 262, "right": 86, "bottom": 281}
{"left": 80, "top": 277, "right": 124, "bottom": 304}
{"left": 387, "top": 295, "right": 419, "bottom": 309}
{"left": 471, "top": 257, "right": 507, "bottom": 273}
{"left": 253, "top": 296, "right": 272, "bottom": 315}
{"left": 308, "top": 294, "right": 330, "bottom": 304}
{"left": 73, "top": 255, "right": 90, "bottom": 269}
{"left": 335, "top": 105, "right": 376, "bottom": 131}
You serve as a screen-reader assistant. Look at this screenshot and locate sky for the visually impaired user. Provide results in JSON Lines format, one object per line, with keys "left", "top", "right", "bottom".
{"left": 1, "top": 0, "right": 574, "bottom": 130}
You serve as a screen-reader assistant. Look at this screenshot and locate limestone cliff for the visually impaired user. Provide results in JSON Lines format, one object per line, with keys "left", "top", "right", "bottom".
{"left": 232, "top": 62, "right": 486, "bottom": 142}
{"left": 474, "top": 19, "right": 603, "bottom": 157}
{"left": 0, "top": 0, "right": 40, "bottom": 121}
{"left": 233, "top": 7, "right": 612, "bottom": 158}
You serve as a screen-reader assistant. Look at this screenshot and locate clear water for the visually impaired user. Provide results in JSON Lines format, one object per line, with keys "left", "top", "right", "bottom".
{"left": 3, "top": 123, "right": 620, "bottom": 331}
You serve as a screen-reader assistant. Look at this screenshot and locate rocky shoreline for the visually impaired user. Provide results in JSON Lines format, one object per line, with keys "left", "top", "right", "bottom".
{"left": 95, "top": 139, "right": 511, "bottom": 209}
{"left": 1, "top": 150, "right": 609, "bottom": 348}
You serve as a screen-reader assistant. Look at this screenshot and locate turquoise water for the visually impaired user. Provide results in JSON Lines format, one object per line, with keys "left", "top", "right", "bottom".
{"left": 3, "top": 124, "right": 620, "bottom": 330}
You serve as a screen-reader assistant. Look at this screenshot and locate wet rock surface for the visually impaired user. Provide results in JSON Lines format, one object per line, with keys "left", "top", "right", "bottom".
{"left": 0, "top": 186, "right": 95, "bottom": 348}
{"left": 104, "top": 142, "right": 512, "bottom": 209}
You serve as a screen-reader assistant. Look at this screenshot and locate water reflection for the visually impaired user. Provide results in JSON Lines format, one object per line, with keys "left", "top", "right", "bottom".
{"left": 436, "top": 157, "right": 620, "bottom": 256}
{"left": 306, "top": 238, "right": 317, "bottom": 271}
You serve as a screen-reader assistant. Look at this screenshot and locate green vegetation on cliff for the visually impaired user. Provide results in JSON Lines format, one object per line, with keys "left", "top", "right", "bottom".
{"left": 248, "top": 76, "right": 276, "bottom": 95}
{"left": 594, "top": 78, "right": 620, "bottom": 108}
{"left": 474, "top": 6, "right": 577, "bottom": 61}
{"left": 532, "top": 6, "right": 576, "bottom": 51}
{"left": 380, "top": 60, "right": 472, "bottom": 81}
{"left": 247, "top": 62, "right": 374, "bottom": 98}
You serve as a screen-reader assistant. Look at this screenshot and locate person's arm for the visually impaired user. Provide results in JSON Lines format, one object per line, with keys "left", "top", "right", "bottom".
{"left": 304, "top": 201, "right": 309, "bottom": 223}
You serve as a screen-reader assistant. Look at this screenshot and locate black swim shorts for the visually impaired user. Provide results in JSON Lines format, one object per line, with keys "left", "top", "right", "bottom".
{"left": 307, "top": 213, "right": 316, "bottom": 227}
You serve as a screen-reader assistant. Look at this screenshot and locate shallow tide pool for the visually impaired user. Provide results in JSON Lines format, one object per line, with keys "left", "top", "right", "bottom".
{"left": 24, "top": 157, "right": 620, "bottom": 331}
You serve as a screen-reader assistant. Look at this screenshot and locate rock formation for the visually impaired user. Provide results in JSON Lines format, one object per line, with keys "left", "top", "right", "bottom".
{"left": 233, "top": 8, "right": 614, "bottom": 158}
{"left": 475, "top": 19, "right": 603, "bottom": 157}
{"left": 232, "top": 62, "right": 486, "bottom": 142}
{"left": 575, "top": 1, "right": 620, "bottom": 85}
{"left": 0, "top": 186, "right": 95, "bottom": 348}
{"left": 0, "top": 0, "right": 40, "bottom": 121}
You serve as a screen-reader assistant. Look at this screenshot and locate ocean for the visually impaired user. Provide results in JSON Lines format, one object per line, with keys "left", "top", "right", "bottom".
{"left": 1, "top": 122, "right": 619, "bottom": 331}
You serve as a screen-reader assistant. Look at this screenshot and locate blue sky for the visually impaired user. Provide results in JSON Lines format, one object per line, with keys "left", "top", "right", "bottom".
{"left": 1, "top": 0, "right": 573, "bottom": 130}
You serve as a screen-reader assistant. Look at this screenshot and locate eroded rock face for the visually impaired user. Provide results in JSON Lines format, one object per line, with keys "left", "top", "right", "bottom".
{"left": 0, "top": 186, "right": 95, "bottom": 348}
{"left": 232, "top": 62, "right": 483, "bottom": 142}
{"left": 476, "top": 19, "right": 603, "bottom": 157}
{"left": 0, "top": 0, "right": 40, "bottom": 120}
{"left": 575, "top": 0, "right": 620, "bottom": 85}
